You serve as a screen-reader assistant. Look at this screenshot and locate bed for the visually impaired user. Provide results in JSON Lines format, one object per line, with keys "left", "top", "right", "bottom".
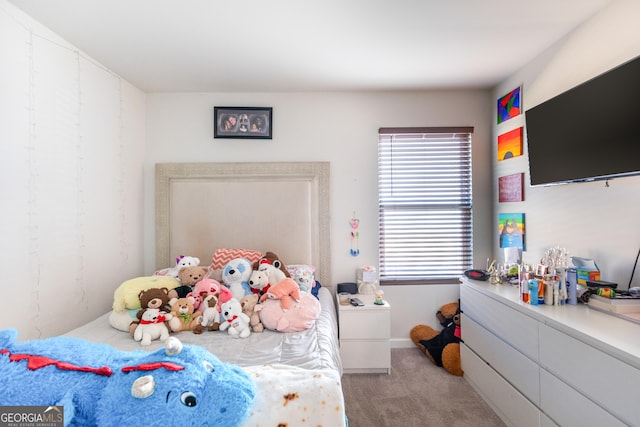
{"left": 63, "top": 161, "right": 346, "bottom": 426}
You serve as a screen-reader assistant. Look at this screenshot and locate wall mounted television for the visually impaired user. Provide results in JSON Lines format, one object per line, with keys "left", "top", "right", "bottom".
{"left": 525, "top": 55, "right": 640, "bottom": 187}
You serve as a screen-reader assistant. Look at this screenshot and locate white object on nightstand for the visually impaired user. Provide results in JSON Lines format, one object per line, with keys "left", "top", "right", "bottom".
{"left": 336, "top": 293, "right": 390, "bottom": 374}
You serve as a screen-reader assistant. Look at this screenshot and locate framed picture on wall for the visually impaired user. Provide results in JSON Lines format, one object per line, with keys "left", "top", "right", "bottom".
{"left": 214, "top": 106, "right": 272, "bottom": 139}
{"left": 497, "top": 127, "right": 523, "bottom": 161}
{"left": 498, "top": 173, "right": 525, "bottom": 202}
{"left": 497, "top": 86, "right": 521, "bottom": 124}
{"left": 498, "top": 213, "right": 525, "bottom": 250}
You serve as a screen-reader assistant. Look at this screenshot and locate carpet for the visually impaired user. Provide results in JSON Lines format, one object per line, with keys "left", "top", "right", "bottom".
{"left": 341, "top": 348, "right": 506, "bottom": 427}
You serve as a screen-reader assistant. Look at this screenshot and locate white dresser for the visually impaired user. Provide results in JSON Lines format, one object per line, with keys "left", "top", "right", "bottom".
{"left": 460, "top": 277, "right": 640, "bottom": 427}
{"left": 336, "top": 293, "right": 391, "bottom": 374}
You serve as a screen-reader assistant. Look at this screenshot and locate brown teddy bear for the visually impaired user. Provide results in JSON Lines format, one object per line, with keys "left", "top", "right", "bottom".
{"left": 170, "top": 266, "right": 209, "bottom": 299}
{"left": 128, "top": 287, "right": 172, "bottom": 337}
{"left": 167, "top": 296, "right": 203, "bottom": 332}
{"left": 240, "top": 294, "right": 263, "bottom": 332}
{"left": 410, "top": 300, "right": 463, "bottom": 376}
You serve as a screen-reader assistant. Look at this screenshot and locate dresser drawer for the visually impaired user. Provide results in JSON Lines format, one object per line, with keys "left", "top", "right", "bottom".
{"left": 540, "top": 369, "right": 627, "bottom": 427}
{"left": 464, "top": 316, "right": 540, "bottom": 404}
{"left": 539, "top": 324, "right": 640, "bottom": 426}
{"left": 462, "top": 343, "right": 540, "bottom": 427}
{"left": 461, "top": 283, "right": 539, "bottom": 361}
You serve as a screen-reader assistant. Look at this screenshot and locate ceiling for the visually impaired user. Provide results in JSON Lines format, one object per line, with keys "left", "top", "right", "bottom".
{"left": 8, "top": 0, "right": 613, "bottom": 93}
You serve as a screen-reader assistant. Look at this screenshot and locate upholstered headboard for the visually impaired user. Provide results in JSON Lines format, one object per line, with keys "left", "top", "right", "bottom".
{"left": 155, "top": 162, "right": 331, "bottom": 288}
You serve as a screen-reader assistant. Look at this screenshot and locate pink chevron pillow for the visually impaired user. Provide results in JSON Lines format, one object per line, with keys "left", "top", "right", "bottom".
{"left": 211, "top": 248, "right": 262, "bottom": 269}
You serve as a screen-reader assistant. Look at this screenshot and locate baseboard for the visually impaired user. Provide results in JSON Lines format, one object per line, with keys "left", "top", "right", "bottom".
{"left": 391, "top": 337, "right": 415, "bottom": 349}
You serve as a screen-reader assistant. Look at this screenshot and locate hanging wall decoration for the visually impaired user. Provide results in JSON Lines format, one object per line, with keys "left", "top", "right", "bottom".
{"left": 497, "top": 127, "right": 523, "bottom": 161}
{"left": 350, "top": 213, "right": 360, "bottom": 256}
{"left": 498, "top": 213, "right": 525, "bottom": 250}
{"left": 214, "top": 106, "right": 272, "bottom": 139}
{"left": 497, "top": 86, "right": 521, "bottom": 124}
{"left": 498, "top": 173, "right": 525, "bottom": 202}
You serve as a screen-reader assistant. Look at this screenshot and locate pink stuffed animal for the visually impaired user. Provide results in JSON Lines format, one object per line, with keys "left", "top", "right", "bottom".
{"left": 188, "top": 277, "right": 232, "bottom": 311}
{"left": 259, "top": 278, "right": 301, "bottom": 311}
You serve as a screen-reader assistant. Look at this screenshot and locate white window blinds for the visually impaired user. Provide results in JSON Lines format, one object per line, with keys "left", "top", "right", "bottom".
{"left": 378, "top": 127, "right": 473, "bottom": 284}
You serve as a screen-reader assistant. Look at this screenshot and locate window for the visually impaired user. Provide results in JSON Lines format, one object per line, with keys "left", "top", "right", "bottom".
{"left": 378, "top": 127, "right": 473, "bottom": 284}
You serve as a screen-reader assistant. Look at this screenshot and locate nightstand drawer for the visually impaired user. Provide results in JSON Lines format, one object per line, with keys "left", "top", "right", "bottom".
{"left": 339, "top": 310, "right": 390, "bottom": 339}
{"left": 341, "top": 340, "right": 390, "bottom": 370}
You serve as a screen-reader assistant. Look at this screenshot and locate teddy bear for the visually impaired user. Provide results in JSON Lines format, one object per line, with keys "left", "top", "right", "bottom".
{"left": 170, "top": 265, "right": 209, "bottom": 299}
{"left": 128, "top": 287, "right": 173, "bottom": 337}
{"left": 133, "top": 308, "right": 172, "bottom": 345}
{"left": 219, "top": 298, "right": 251, "bottom": 338}
{"left": 193, "top": 294, "right": 220, "bottom": 334}
{"left": 259, "top": 277, "right": 301, "bottom": 311}
{"left": 112, "top": 276, "right": 180, "bottom": 313}
{"left": 252, "top": 251, "right": 290, "bottom": 280}
{"left": 410, "top": 300, "right": 463, "bottom": 376}
{"left": 240, "top": 294, "right": 263, "bottom": 333}
{"left": 167, "top": 296, "right": 203, "bottom": 333}
{"left": 187, "top": 276, "right": 232, "bottom": 311}
{"left": 222, "top": 257, "right": 254, "bottom": 300}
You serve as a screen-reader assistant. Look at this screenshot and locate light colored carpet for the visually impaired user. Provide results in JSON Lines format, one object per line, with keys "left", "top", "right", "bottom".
{"left": 341, "top": 348, "right": 506, "bottom": 427}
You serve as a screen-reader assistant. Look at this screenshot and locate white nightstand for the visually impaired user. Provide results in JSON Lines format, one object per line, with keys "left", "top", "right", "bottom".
{"left": 336, "top": 293, "right": 390, "bottom": 374}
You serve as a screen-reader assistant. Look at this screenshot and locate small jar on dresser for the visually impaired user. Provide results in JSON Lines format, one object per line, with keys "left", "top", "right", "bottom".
{"left": 336, "top": 293, "right": 391, "bottom": 374}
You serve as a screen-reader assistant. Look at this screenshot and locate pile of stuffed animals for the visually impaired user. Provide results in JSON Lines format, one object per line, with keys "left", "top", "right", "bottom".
{"left": 110, "top": 251, "right": 321, "bottom": 346}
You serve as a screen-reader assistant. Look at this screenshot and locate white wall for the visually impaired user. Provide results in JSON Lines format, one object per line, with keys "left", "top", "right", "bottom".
{"left": 144, "top": 91, "right": 493, "bottom": 346}
{"left": 493, "top": 0, "right": 640, "bottom": 288}
{"left": 0, "top": 1, "right": 146, "bottom": 340}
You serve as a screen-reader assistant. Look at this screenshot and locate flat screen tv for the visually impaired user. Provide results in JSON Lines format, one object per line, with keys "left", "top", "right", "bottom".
{"left": 525, "top": 55, "right": 640, "bottom": 186}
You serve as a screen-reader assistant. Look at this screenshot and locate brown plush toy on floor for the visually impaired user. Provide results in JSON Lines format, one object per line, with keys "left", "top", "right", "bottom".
{"left": 410, "top": 300, "right": 463, "bottom": 376}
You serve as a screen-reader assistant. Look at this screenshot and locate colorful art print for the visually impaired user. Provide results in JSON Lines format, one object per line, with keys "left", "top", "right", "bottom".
{"left": 498, "top": 173, "right": 524, "bottom": 202}
{"left": 497, "top": 87, "right": 521, "bottom": 124}
{"left": 497, "top": 127, "right": 523, "bottom": 161}
{"left": 498, "top": 213, "right": 525, "bottom": 250}
{"left": 214, "top": 107, "right": 272, "bottom": 139}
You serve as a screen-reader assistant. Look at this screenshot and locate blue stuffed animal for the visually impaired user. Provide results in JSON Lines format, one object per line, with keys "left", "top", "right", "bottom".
{"left": 0, "top": 329, "right": 256, "bottom": 426}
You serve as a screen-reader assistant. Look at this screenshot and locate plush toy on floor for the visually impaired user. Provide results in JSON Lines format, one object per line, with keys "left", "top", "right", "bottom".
{"left": 0, "top": 329, "right": 256, "bottom": 426}
{"left": 410, "top": 300, "right": 463, "bottom": 376}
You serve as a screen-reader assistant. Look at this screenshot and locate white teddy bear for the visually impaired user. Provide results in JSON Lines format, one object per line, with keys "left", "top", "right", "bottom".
{"left": 222, "top": 257, "right": 253, "bottom": 300}
{"left": 133, "top": 308, "right": 172, "bottom": 346}
{"left": 219, "top": 298, "right": 251, "bottom": 338}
